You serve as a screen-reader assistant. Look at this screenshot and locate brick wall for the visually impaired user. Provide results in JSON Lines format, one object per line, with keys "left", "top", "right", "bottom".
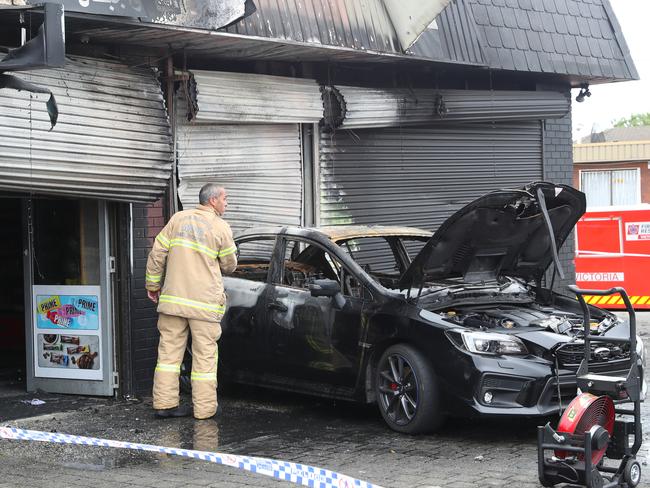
{"left": 130, "top": 198, "right": 166, "bottom": 396}
{"left": 543, "top": 108, "right": 576, "bottom": 292}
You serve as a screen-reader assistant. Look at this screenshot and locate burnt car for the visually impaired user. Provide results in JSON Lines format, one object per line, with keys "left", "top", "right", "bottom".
{"left": 219, "top": 182, "right": 646, "bottom": 434}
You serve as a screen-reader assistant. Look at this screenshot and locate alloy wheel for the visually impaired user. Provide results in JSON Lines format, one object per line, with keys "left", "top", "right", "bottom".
{"left": 377, "top": 354, "right": 419, "bottom": 426}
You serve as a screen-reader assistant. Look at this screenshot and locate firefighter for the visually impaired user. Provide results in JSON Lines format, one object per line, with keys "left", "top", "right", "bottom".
{"left": 145, "top": 183, "right": 237, "bottom": 419}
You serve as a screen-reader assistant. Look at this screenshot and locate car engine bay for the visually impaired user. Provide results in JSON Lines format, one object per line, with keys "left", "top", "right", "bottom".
{"left": 439, "top": 305, "right": 619, "bottom": 337}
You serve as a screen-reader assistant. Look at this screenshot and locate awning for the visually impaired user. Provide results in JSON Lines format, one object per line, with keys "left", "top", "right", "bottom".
{"left": 0, "top": 55, "right": 172, "bottom": 202}
{"left": 185, "top": 70, "right": 323, "bottom": 124}
{"left": 321, "top": 85, "right": 571, "bottom": 130}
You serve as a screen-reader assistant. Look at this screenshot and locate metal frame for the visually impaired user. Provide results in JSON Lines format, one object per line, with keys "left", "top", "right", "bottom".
{"left": 574, "top": 216, "right": 624, "bottom": 258}
{"left": 24, "top": 199, "right": 116, "bottom": 396}
{"left": 537, "top": 286, "right": 643, "bottom": 488}
{"left": 300, "top": 123, "right": 311, "bottom": 227}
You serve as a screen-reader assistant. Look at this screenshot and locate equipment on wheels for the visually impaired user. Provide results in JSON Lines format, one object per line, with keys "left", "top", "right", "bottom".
{"left": 537, "top": 286, "right": 643, "bottom": 488}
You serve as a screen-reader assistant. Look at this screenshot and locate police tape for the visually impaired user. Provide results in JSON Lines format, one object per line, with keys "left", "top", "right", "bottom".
{"left": 0, "top": 426, "right": 383, "bottom": 488}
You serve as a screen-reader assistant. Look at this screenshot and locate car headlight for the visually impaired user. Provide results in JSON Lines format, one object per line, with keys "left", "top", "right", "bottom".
{"left": 447, "top": 330, "right": 528, "bottom": 356}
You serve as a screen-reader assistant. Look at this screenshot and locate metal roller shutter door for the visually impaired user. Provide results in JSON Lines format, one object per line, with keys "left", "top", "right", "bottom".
{"left": 177, "top": 123, "right": 303, "bottom": 234}
{"left": 0, "top": 56, "right": 172, "bottom": 202}
{"left": 319, "top": 122, "right": 543, "bottom": 229}
{"left": 186, "top": 70, "right": 323, "bottom": 124}
{"left": 321, "top": 86, "right": 569, "bottom": 130}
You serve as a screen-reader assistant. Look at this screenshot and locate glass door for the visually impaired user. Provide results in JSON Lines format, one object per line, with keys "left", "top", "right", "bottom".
{"left": 25, "top": 198, "right": 115, "bottom": 396}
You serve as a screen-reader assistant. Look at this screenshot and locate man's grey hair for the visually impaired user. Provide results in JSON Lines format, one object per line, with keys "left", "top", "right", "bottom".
{"left": 199, "top": 183, "right": 224, "bottom": 205}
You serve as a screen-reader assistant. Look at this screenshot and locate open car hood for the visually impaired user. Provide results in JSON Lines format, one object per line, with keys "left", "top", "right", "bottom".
{"left": 398, "top": 182, "right": 586, "bottom": 290}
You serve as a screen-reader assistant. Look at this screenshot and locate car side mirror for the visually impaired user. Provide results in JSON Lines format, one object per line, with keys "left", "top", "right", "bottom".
{"left": 310, "top": 279, "right": 346, "bottom": 309}
{"left": 309, "top": 279, "right": 340, "bottom": 297}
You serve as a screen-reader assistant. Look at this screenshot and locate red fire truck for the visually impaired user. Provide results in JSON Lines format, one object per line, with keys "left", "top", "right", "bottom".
{"left": 575, "top": 205, "right": 650, "bottom": 309}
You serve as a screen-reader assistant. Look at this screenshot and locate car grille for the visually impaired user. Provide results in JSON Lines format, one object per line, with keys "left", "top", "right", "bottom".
{"left": 554, "top": 342, "right": 631, "bottom": 369}
{"left": 548, "top": 380, "right": 579, "bottom": 406}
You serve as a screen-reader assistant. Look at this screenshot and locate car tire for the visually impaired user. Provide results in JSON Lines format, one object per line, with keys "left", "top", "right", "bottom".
{"left": 375, "top": 344, "right": 443, "bottom": 434}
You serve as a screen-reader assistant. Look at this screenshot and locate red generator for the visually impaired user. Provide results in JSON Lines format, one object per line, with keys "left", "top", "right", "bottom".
{"left": 575, "top": 205, "right": 650, "bottom": 309}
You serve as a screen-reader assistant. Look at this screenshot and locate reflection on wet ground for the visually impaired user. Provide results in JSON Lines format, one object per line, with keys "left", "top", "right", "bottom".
{"left": 1, "top": 382, "right": 544, "bottom": 470}
{"left": 2, "top": 321, "right": 649, "bottom": 486}
{"left": 1, "top": 379, "right": 648, "bottom": 488}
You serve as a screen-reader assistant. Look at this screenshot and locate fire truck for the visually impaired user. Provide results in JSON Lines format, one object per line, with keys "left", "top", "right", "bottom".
{"left": 575, "top": 205, "right": 650, "bottom": 309}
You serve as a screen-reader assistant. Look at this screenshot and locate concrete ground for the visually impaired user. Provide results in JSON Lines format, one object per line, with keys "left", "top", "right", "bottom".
{"left": 0, "top": 312, "right": 648, "bottom": 488}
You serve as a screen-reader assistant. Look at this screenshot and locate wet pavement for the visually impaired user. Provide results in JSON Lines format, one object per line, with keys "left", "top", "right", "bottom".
{"left": 0, "top": 313, "right": 648, "bottom": 488}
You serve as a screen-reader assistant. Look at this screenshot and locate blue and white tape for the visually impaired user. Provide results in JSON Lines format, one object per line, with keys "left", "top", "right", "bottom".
{"left": 0, "top": 426, "right": 383, "bottom": 488}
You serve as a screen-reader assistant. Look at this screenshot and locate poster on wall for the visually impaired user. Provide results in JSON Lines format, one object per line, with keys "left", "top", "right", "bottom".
{"left": 33, "top": 285, "right": 103, "bottom": 380}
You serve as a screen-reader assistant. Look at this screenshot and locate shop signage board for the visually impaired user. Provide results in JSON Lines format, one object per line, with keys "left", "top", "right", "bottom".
{"left": 32, "top": 285, "right": 103, "bottom": 380}
{"left": 575, "top": 206, "right": 650, "bottom": 309}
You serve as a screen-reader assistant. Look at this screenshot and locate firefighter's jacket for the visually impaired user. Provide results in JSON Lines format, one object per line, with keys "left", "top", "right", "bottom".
{"left": 145, "top": 205, "right": 237, "bottom": 323}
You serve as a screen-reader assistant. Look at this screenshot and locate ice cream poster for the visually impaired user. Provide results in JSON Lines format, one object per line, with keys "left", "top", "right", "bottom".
{"left": 35, "top": 293, "right": 100, "bottom": 330}
{"left": 37, "top": 334, "right": 100, "bottom": 371}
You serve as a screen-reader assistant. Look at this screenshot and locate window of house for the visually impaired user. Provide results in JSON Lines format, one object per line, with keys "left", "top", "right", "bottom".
{"left": 580, "top": 169, "right": 640, "bottom": 207}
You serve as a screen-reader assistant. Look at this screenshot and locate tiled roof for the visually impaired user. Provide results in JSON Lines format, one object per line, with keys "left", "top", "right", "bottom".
{"left": 60, "top": 0, "right": 638, "bottom": 82}
{"left": 468, "top": 0, "right": 638, "bottom": 81}
{"left": 581, "top": 126, "right": 650, "bottom": 143}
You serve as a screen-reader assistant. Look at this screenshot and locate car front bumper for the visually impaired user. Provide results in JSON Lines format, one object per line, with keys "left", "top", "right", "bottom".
{"left": 442, "top": 352, "right": 645, "bottom": 418}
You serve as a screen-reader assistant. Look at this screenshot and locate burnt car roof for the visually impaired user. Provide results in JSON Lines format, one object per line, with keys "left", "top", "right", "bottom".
{"left": 235, "top": 225, "right": 432, "bottom": 242}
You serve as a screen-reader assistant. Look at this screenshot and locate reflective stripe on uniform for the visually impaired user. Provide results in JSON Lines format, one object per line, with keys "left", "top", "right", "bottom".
{"left": 169, "top": 238, "right": 219, "bottom": 259}
{"left": 146, "top": 274, "right": 162, "bottom": 283}
{"left": 159, "top": 294, "right": 225, "bottom": 314}
{"left": 155, "top": 363, "right": 180, "bottom": 373}
{"left": 191, "top": 371, "right": 217, "bottom": 381}
{"left": 156, "top": 234, "right": 171, "bottom": 249}
{"left": 219, "top": 246, "right": 237, "bottom": 257}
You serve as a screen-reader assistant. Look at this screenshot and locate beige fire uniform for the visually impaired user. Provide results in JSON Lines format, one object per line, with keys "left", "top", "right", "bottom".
{"left": 145, "top": 204, "right": 237, "bottom": 419}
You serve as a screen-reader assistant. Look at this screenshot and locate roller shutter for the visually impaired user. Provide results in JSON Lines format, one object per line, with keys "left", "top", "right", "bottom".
{"left": 319, "top": 122, "right": 543, "bottom": 230}
{"left": 321, "top": 86, "right": 569, "bottom": 130}
{"left": 186, "top": 70, "right": 323, "bottom": 124}
{"left": 177, "top": 122, "right": 303, "bottom": 234}
{"left": 0, "top": 56, "right": 172, "bottom": 202}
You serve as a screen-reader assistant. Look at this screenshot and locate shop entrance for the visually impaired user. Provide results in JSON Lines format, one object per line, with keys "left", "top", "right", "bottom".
{"left": 0, "top": 198, "right": 26, "bottom": 395}
{"left": 25, "top": 197, "right": 116, "bottom": 396}
{"left": 0, "top": 196, "right": 116, "bottom": 398}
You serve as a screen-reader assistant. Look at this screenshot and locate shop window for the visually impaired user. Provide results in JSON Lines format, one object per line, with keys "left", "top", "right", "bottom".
{"left": 580, "top": 169, "right": 640, "bottom": 207}
{"left": 31, "top": 199, "right": 100, "bottom": 285}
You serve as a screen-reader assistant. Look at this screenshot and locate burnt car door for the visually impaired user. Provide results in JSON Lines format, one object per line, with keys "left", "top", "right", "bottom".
{"left": 262, "top": 236, "right": 368, "bottom": 396}
{"left": 220, "top": 235, "right": 277, "bottom": 376}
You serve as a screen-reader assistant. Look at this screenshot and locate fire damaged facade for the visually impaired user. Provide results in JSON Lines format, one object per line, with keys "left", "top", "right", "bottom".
{"left": 0, "top": 0, "right": 638, "bottom": 398}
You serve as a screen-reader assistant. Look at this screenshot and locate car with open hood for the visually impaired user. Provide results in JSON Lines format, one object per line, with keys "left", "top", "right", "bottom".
{"left": 218, "top": 182, "right": 646, "bottom": 433}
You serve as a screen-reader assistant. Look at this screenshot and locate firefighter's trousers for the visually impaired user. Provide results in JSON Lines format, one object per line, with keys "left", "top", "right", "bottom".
{"left": 153, "top": 313, "right": 222, "bottom": 419}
